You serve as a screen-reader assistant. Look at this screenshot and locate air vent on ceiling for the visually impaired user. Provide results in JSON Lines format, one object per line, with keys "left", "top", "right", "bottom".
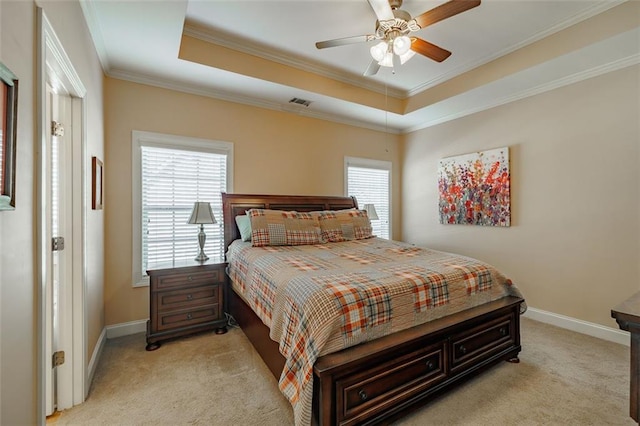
{"left": 288, "top": 97, "right": 312, "bottom": 107}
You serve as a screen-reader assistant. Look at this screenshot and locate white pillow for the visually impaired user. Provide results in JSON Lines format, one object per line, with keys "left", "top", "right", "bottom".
{"left": 235, "top": 215, "right": 252, "bottom": 242}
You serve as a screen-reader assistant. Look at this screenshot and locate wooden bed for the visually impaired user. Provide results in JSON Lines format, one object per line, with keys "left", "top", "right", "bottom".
{"left": 222, "top": 193, "right": 524, "bottom": 426}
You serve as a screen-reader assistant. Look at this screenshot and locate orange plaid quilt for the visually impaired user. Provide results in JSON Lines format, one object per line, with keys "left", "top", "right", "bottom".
{"left": 226, "top": 237, "right": 524, "bottom": 426}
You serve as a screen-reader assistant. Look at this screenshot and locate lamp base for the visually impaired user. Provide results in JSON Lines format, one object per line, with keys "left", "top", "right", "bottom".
{"left": 194, "top": 251, "right": 209, "bottom": 262}
{"left": 195, "top": 224, "right": 209, "bottom": 261}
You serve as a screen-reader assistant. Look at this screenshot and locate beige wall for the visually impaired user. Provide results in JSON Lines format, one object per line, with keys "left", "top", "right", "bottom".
{"left": 0, "top": 0, "right": 104, "bottom": 423}
{"left": 0, "top": 1, "right": 37, "bottom": 422}
{"left": 104, "top": 77, "right": 401, "bottom": 326}
{"left": 401, "top": 65, "right": 640, "bottom": 328}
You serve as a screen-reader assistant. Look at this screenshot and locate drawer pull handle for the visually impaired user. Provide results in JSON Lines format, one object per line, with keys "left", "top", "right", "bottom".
{"left": 358, "top": 390, "right": 368, "bottom": 401}
{"left": 459, "top": 345, "right": 467, "bottom": 355}
{"left": 186, "top": 313, "right": 193, "bottom": 320}
{"left": 186, "top": 294, "right": 193, "bottom": 300}
{"left": 500, "top": 327, "right": 507, "bottom": 336}
{"left": 188, "top": 276, "right": 193, "bottom": 281}
{"left": 426, "top": 361, "right": 434, "bottom": 370}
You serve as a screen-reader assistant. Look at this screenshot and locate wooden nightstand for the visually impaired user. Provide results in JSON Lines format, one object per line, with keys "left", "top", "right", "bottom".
{"left": 146, "top": 258, "right": 228, "bottom": 351}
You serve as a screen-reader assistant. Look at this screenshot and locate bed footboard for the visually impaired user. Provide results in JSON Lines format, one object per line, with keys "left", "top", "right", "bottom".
{"left": 312, "top": 296, "right": 523, "bottom": 425}
{"left": 230, "top": 287, "right": 523, "bottom": 426}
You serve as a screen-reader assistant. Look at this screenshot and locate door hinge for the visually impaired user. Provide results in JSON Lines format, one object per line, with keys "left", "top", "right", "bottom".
{"left": 52, "top": 236, "right": 65, "bottom": 251}
{"left": 51, "top": 120, "right": 65, "bottom": 137}
{"left": 53, "top": 350, "right": 65, "bottom": 367}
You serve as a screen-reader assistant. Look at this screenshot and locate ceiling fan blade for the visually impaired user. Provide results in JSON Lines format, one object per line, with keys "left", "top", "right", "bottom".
{"left": 363, "top": 59, "right": 380, "bottom": 76}
{"left": 413, "top": 0, "right": 481, "bottom": 29}
{"left": 316, "top": 34, "right": 374, "bottom": 49}
{"left": 411, "top": 38, "right": 452, "bottom": 62}
{"left": 367, "top": 0, "right": 394, "bottom": 21}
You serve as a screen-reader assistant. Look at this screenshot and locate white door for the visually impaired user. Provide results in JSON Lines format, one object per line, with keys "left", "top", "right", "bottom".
{"left": 45, "top": 85, "right": 74, "bottom": 416}
{"left": 38, "top": 9, "right": 88, "bottom": 422}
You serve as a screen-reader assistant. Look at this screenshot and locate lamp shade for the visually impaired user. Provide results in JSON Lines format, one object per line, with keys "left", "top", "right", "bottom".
{"left": 399, "top": 49, "right": 416, "bottom": 64}
{"left": 370, "top": 41, "right": 388, "bottom": 62}
{"left": 187, "top": 202, "right": 217, "bottom": 224}
{"left": 363, "top": 203, "right": 379, "bottom": 220}
{"left": 393, "top": 35, "right": 411, "bottom": 55}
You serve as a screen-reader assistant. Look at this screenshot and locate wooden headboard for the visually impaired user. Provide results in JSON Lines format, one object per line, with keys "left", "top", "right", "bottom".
{"left": 221, "top": 193, "right": 358, "bottom": 254}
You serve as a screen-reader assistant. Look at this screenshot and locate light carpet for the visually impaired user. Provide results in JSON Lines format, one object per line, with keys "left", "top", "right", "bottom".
{"left": 56, "top": 317, "right": 635, "bottom": 425}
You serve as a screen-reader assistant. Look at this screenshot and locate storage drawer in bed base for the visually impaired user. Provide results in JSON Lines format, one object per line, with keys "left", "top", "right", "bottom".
{"left": 313, "top": 297, "right": 523, "bottom": 426}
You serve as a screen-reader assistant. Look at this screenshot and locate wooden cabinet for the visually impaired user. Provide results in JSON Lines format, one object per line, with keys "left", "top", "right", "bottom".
{"left": 612, "top": 292, "right": 640, "bottom": 423}
{"left": 146, "top": 259, "right": 228, "bottom": 351}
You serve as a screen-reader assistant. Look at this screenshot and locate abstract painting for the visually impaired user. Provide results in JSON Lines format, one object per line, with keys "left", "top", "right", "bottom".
{"left": 438, "top": 147, "right": 510, "bottom": 226}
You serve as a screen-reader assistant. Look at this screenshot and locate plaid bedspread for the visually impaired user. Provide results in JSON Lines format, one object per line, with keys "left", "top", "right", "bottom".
{"left": 226, "top": 237, "right": 524, "bottom": 426}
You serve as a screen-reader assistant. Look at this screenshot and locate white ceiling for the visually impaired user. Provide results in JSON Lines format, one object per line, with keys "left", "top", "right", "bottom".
{"left": 80, "top": 0, "right": 638, "bottom": 133}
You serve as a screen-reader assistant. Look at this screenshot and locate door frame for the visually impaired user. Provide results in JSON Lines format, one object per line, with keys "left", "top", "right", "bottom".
{"left": 37, "top": 8, "right": 88, "bottom": 423}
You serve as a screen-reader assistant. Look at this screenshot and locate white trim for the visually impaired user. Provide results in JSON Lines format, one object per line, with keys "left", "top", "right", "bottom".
{"left": 37, "top": 8, "right": 88, "bottom": 423}
{"left": 345, "top": 156, "right": 392, "bottom": 172}
{"left": 182, "top": 24, "right": 404, "bottom": 99}
{"left": 344, "top": 156, "right": 393, "bottom": 240}
{"left": 87, "top": 328, "right": 106, "bottom": 387}
{"left": 106, "top": 69, "right": 400, "bottom": 135}
{"left": 104, "top": 309, "right": 631, "bottom": 349}
{"left": 106, "top": 319, "right": 148, "bottom": 339}
{"left": 406, "top": 1, "right": 626, "bottom": 97}
{"left": 404, "top": 52, "right": 640, "bottom": 134}
{"left": 78, "top": 0, "right": 110, "bottom": 72}
{"left": 523, "top": 307, "right": 629, "bottom": 347}
{"left": 131, "top": 130, "right": 234, "bottom": 287}
{"left": 74, "top": 96, "right": 89, "bottom": 403}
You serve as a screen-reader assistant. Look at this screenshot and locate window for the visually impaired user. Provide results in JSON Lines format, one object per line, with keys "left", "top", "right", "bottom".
{"left": 345, "top": 157, "right": 391, "bottom": 239}
{"left": 132, "top": 131, "right": 233, "bottom": 287}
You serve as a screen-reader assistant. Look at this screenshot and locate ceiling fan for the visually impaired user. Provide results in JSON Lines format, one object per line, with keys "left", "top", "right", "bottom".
{"left": 315, "top": 0, "right": 481, "bottom": 76}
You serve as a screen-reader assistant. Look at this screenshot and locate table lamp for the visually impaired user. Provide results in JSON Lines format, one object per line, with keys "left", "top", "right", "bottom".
{"left": 187, "top": 201, "right": 216, "bottom": 261}
{"left": 363, "top": 203, "right": 379, "bottom": 220}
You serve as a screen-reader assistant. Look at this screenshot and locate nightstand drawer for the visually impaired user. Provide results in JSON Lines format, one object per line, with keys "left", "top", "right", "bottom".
{"left": 155, "top": 269, "right": 222, "bottom": 290}
{"left": 157, "top": 304, "right": 220, "bottom": 331}
{"left": 158, "top": 285, "right": 220, "bottom": 312}
{"left": 146, "top": 260, "right": 228, "bottom": 350}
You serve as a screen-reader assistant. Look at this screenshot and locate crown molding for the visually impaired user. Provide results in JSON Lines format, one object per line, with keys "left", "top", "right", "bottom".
{"left": 183, "top": 23, "right": 407, "bottom": 100}
{"left": 109, "top": 45, "right": 638, "bottom": 137}
{"left": 79, "top": 0, "right": 111, "bottom": 71}
{"left": 106, "top": 69, "right": 401, "bottom": 135}
{"left": 407, "top": 0, "right": 627, "bottom": 97}
{"left": 405, "top": 52, "right": 640, "bottom": 133}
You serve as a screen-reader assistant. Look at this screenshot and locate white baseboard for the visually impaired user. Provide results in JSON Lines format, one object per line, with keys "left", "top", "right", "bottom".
{"left": 87, "top": 327, "right": 106, "bottom": 397}
{"left": 102, "top": 311, "right": 630, "bottom": 348}
{"left": 523, "top": 307, "right": 630, "bottom": 347}
{"left": 106, "top": 319, "right": 148, "bottom": 339}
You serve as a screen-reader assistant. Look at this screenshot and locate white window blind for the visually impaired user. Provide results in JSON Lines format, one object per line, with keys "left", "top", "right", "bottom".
{"left": 346, "top": 158, "right": 391, "bottom": 239}
{"left": 141, "top": 146, "right": 227, "bottom": 269}
{"left": 132, "top": 131, "right": 233, "bottom": 287}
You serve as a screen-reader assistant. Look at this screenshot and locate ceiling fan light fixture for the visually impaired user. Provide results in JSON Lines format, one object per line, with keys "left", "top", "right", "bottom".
{"left": 316, "top": 0, "right": 482, "bottom": 76}
{"left": 378, "top": 51, "right": 394, "bottom": 67}
{"left": 398, "top": 49, "right": 416, "bottom": 64}
{"left": 392, "top": 35, "right": 411, "bottom": 55}
{"left": 370, "top": 41, "right": 388, "bottom": 62}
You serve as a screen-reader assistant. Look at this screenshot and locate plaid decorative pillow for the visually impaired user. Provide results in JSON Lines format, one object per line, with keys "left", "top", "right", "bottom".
{"left": 247, "top": 209, "right": 325, "bottom": 247}
{"left": 315, "top": 209, "right": 373, "bottom": 242}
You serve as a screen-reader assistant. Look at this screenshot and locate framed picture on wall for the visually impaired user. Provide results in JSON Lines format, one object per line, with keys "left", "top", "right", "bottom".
{"left": 0, "top": 62, "right": 18, "bottom": 211}
{"left": 438, "top": 147, "right": 510, "bottom": 227}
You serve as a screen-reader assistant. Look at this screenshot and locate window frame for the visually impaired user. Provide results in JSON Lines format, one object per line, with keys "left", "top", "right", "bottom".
{"left": 344, "top": 156, "right": 392, "bottom": 240}
{"left": 131, "top": 130, "right": 234, "bottom": 287}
